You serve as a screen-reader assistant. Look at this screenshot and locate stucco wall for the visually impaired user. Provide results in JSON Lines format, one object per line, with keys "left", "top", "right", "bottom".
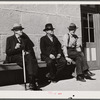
{"left": 0, "top": 4, "right": 81, "bottom": 61}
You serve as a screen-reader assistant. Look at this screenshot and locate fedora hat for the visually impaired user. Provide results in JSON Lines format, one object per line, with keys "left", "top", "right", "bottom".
{"left": 68, "top": 23, "right": 78, "bottom": 30}
{"left": 11, "top": 23, "right": 24, "bottom": 31}
{"left": 43, "top": 23, "right": 55, "bottom": 31}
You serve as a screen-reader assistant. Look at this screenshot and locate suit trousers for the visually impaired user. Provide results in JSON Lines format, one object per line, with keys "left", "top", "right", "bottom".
{"left": 67, "top": 48, "right": 89, "bottom": 75}
{"left": 9, "top": 53, "right": 38, "bottom": 83}
{"left": 45, "top": 56, "right": 66, "bottom": 79}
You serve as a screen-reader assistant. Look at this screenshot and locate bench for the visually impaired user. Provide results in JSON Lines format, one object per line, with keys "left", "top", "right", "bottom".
{"left": 0, "top": 60, "right": 75, "bottom": 86}
{"left": 0, "top": 60, "right": 47, "bottom": 68}
{"left": 0, "top": 60, "right": 47, "bottom": 86}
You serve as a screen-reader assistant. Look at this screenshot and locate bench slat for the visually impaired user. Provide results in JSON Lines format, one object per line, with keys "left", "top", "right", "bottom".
{"left": 0, "top": 60, "right": 47, "bottom": 71}
{"left": 0, "top": 64, "right": 22, "bottom": 71}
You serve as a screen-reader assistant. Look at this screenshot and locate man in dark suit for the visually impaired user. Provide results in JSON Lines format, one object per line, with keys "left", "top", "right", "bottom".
{"left": 40, "top": 23, "right": 66, "bottom": 82}
{"left": 4, "top": 23, "right": 41, "bottom": 90}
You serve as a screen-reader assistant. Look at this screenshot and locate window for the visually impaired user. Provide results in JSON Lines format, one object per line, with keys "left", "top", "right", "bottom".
{"left": 82, "top": 13, "right": 94, "bottom": 42}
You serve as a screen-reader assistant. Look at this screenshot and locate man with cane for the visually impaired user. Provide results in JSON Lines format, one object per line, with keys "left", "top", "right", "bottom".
{"left": 4, "top": 23, "right": 41, "bottom": 90}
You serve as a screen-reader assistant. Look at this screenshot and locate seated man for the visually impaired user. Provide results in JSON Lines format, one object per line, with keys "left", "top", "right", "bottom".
{"left": 40, "top": 23, "right": 66, "bottom": 82}
{"left": 4, "top": 23, "right": 41, "bottom": 90}
{"left": 62, "top": 23, "right": 95, "bottom": 82}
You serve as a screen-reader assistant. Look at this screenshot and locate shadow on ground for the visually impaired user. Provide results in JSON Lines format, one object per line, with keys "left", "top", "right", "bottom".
{"left": 0, "top": 64, "right": 75, "bottom": 87}
{"left": 37, "top": 65, "right": 75, "bottom": 88}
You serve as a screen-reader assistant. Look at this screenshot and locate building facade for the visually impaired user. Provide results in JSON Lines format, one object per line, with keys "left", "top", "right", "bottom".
{"left": 0, "top": 4, "right": 100, "bottom": 70}
{"left": 0, "top": 4, "right": 81, "bottom": 60}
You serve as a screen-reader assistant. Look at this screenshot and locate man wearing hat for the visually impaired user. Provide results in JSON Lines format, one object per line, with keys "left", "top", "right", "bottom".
{"left": 4, "top": 23, "right": 40, "bottom": 90}
{"left": 62, "top": 23, "right": 95, "bottom": 82}
{"left": 40, "top": 23, "right": 66, "bottom": 82}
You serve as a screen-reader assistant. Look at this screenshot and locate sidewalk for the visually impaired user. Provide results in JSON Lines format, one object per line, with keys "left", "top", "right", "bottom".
{"left": 0, "top": 70, "right": 99, "bottom": 91}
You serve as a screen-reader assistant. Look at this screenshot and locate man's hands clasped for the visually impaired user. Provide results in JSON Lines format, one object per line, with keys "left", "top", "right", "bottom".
{"left": 49, "top": 53, "right": 61, "bottom": 60}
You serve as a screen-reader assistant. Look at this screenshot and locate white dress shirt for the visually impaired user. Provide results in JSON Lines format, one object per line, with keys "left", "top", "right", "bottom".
{"left": 62, "top": 33, "right": 81, "bottom": 57}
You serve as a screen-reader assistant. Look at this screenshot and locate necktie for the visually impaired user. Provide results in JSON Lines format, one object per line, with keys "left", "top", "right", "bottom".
{"left": 72, "top": 34, "right": 78, "bottom": 39}
{"left": 18, "top": 37, "right": 22, "bottom": 43}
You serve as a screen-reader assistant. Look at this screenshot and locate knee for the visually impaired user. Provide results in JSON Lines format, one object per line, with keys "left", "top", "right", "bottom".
{"left": 60, "top": 57, "right": 66, "bottom": 63}
{"left": 58, "top": 57, "right": 67, "bottom": 66}
{"left": 62, "top": 58, "right": 67, "bottom": 64}
{"left": 78, "top": 52, "right": 84, "bottom": 57}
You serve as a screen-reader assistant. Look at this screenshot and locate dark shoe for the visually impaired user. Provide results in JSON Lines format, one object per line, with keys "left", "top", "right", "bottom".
{"left": 84, "top": 74, "right": 96, "bottom": 80}
{"left": 29, "top": 83, "right": 37, "bottom": 90}
{"left": 46, "top": 73, "right": 57, "bottom": 83}
{"left": 46, "top": 73, "right": 55, "bottom": 80}
{"left": 46, "top": 73, "right": 50, "bottom": 78}
{"left": 76, "top": 75, "right": 86, "bottom": 82}
{"left": 29, "top": 83, "right": 42, "bottom": 91}
{"left": 51, "top": 79, "right": 58, "bottom": 83}
{"left": 87, "top": 71, "right": 95, "bottom": 76}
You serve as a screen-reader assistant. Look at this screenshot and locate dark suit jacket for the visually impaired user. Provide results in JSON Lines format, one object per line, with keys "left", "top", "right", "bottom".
{"left": 40, "top": 34, "right": 62, "bottom": 61}
{"left": 4, "top": 32, "right": 36, "bottom": 63}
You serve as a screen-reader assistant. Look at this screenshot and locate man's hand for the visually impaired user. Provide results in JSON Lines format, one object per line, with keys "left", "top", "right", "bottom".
{"left": 56, "top": 54, "right": 61, "bottom": 59}
{"left": 26, "top": 51, "right": 29, "bottom": 55}
{"left": 49, "top": 54, "right": 55, "bottom": 59}
{"left": 66, "top": 57, "right": 73, "bottom": 65}
{"left": 15, "top": 43, "right": 21, "bottom": 49}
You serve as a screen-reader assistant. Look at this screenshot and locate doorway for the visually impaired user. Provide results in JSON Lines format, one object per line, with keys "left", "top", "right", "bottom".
{"left": 81, "top": 5, "right": 100, "bottom": 70}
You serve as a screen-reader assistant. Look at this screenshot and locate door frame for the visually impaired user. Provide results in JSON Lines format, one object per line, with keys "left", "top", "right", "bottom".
{"left": 81, "top": 5, "right": 100, "bottom": 70}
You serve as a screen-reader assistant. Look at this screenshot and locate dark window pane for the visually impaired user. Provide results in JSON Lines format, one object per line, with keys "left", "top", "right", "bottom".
{"left": 83, "top": 20, "right": 88, "bottom": 27}
{"left": 82, "top": 13, "right": 88, "bottom": 27}
{"left": 90, "top": 29, "right": 94, "bottom": 42}
{"left": 88, "top": 5, "right": 96, "bottom": 8}
{"left": 89, "top": 14, "right": 94, "bottom": 28}
{"left": 82, "top": 13, "right": 87, "bottom": 19}
{"left": 83, "top": 28, "right": 89, "bottom": 42}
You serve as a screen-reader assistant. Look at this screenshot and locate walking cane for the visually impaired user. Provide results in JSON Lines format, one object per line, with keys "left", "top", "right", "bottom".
{"left": 22, "top": 50, "right": 27, "bottom": 90}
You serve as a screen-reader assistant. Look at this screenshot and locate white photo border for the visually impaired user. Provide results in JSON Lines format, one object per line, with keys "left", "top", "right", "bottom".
{"left": 0, "top": 1, "right": 100, "bottom": 99}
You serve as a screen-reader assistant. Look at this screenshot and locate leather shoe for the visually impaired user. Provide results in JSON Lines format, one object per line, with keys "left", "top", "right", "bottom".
{"left": 51, "top": 78, "right": 58, "bottom": 83}
{"left": 46, "top": 73, "right": 55, "bottom": 80}
{"left": 76, "top": 75, "right": 86, "bottom": 82}
{"left": 29, "top": 83, "right": 42, "bottom": 91}
{"left": 87, "top": 71, "right": 95, "bottom": 76}
{"left": 84, "top": 74, "right": 96, "bottom": 80}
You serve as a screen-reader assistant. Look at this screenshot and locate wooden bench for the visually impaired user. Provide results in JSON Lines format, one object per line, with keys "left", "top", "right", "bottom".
{"left": 0, "top": 60, "right": 47, "bottom": 69}
{"left": 0, "top": 60, "right": 75, "bottom": 86}
{"left": 0, "top": 63, "right": 22, "bottom": 71}
{"left": 0, "top": 60, "right": 47, "bottom": 86}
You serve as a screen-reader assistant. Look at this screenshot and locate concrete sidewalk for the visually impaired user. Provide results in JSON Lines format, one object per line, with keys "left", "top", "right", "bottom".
{"left": 0, "top": 70, "right": 99, "bottom": 91}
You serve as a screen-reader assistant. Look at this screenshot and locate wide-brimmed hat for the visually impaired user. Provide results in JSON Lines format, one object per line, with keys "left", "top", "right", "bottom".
{"left": 43, "top": 23, "right": 55, "bottom": 31}
{"left": 11, "top": 23, "right": 24, "bottom": 31}
{"left": 68, "top": 23, "right": 78, "bottom": 30}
